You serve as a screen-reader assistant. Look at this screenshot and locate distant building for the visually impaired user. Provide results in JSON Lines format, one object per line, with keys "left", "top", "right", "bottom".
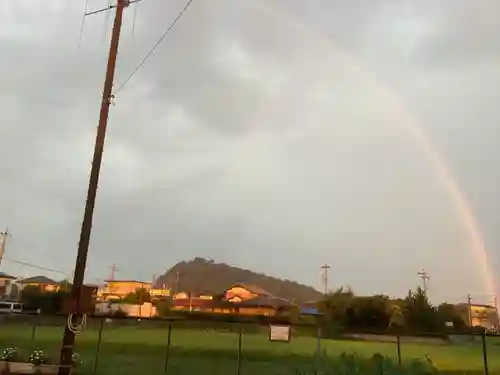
{"left": 97, "top": 280, "right": 151, "bottom": 301}
{"left": 0, "top": 272, "right": 16, "bottom": 299}
{"left": 95, "top": 301, "right": 157, "bottom": 318}
{"left": 16, "top": 276, "right": 61, "bottom": 293}
{"left": 171, "top": 284, "right": 291, "bottom": 316}
{"left": 455, "top": 303, "right": 499, "bottom": 330}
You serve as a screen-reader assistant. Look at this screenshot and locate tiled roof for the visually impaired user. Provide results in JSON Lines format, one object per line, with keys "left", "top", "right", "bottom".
{"left": 0, "top": 272, "right": 16, "bottom": 280}
{"left": 237, "top": 295, "right": 290, "bottom": 309}
{"left": 17, "top": 276, "right": 59, "bottom": 285}
{"left": 230, "top": 284, "right": 272, "bottom": 296}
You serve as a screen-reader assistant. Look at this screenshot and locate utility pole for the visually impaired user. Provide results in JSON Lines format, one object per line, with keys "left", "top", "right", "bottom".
{"left": 0, "top": 228, "right": 11, "bottom": 267}
{"left": 57, "top": 1, "right": 130, "bottom": 374}
{"left": 109, "top": 264, "right": 118, "bottom": 280}
{"left": 174, "top": 271, "right": 180, "bottom": 297}
{"left": 417, "top": 269, "right": 429, "bottom": 295}
{"left": 468, "top": 294, "right": 474, "bottom": 328}
{"left": 320, "top": 264, "right": 331, "bottom": 296}
{"left": 494, "top": 296, "right": 499, "bottom": 331}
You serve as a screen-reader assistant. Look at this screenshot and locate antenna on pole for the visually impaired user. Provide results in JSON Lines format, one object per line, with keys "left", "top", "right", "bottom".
{"left": 320, "top": 264, "right": 331, "bottom": 296}
{"left": 417, "top": 269, "right": 430, "bottom": 295}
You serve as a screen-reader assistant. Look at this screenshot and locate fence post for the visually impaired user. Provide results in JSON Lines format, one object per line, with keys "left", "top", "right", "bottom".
{"left": 315, "top": 326, "right": 322, "bottom": 375}
{"left": 92, "top": 318, "right": 105, "bottom": 375}
{"left": 396, "top": 333, "right": 402, "bottom": 366}
{"left": 31, "top": 319, "right": 37, "bottom": 341}
{"left": 481, "top": 332, "right": 489, "bottom": 375}
{"left": 163, "top": 321, "right": 172, "bottom": 374}
{"left": 236, "top": 325, "right": 243, "bottom": 375}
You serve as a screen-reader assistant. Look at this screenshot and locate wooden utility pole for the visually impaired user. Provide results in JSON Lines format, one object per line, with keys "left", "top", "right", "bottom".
{"left": 320, "top": 264, "right": 330, "bottom": 296}
{"left": 57, "top": 1, "right": 130, "bottom": 374}
{"left": 468, "top": 294, "right": 474, "bottom": 328}
{"left": 109, "top": 264, "right": 119, "bottom": 280}
{"left": 417, "top": 269, "right": 429, "bottom": 295}
{"left": 494, "top": 296, "right": 499, "bottom": 331}
{"left": 0, "top": 228, "right": 11, "bottom": 267}
{"left": 173, "top": 271, "right": 180, "bottom": 297}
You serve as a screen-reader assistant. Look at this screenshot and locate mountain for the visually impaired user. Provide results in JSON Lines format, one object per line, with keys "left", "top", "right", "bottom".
{"left": 154, "top": 257, "right": 323, "bottom": 302}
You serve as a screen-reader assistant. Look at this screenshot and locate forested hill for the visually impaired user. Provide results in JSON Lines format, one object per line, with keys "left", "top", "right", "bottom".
{"left": 155, "top": 257, "right": 323, "bottom": 302}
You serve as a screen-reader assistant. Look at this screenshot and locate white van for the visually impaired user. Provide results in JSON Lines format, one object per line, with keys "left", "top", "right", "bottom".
{"left": 0, "top": 302, "right": 23, "bottom": 314}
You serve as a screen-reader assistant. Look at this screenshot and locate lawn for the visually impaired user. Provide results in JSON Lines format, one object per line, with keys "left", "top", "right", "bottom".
{"left": 0, "top": 318, "right": 498, "bottom": 374}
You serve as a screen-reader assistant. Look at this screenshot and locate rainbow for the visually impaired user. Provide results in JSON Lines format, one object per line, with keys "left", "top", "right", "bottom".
{"left": 244, "top": 1, "right": 497, "bottom": 300}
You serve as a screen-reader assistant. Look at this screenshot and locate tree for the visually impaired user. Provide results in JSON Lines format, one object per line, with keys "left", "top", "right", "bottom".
{"left": 318, "top": 287, "right": 355, "bottom": 328}
{"left": 155, "top": 297, "right": 173, "bottom": 317}
{"left": 345, "top": 295, "right": 391, "bottom": 331}
{"left": 122, "top": 288, "right": 151, "bottom": 304}
{"left": 403, "top": 287, "right": 442, "bottom": 332}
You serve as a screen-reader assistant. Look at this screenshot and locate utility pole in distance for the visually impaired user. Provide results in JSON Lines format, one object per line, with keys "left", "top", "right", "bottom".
{"left": 57, "top": 1, "right": 132, "bottom": 374}
{"left": 109, "top": 264, "right": 119, "bottom": 280}
{"left": 320, "top": 264, "right": 331, "bottom": 296}
{"left": 0, "top": 228, "right": 11, "bottom": 267}
{"left": 417, "top": 269, "right": 429, "bottom": 295}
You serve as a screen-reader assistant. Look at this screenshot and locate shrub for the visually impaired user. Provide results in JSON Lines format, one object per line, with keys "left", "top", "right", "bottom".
{"left": 292, "top": 352, "right": 439, "bottom": 375}
{"left": 1, "top": 346, "right": 21, "bottom": 362}
{"left": 29, "top": 349, "right": 45, "bottom": 366}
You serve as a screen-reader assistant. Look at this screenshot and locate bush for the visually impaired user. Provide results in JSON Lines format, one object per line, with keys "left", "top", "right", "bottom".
{"left": 293, "top": 352, "right": 439, "bottom": 375}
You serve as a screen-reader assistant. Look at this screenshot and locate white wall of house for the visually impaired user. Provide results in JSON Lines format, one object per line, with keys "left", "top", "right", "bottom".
{"left": 95, "top": 302, "right": 157, "bottom": 318}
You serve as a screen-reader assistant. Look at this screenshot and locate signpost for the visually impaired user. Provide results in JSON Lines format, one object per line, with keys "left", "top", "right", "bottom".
{"left": 269, "top": 325, "right": 291, "bottom": 342}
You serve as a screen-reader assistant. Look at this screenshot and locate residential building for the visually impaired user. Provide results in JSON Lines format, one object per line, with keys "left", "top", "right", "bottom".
{"left": 97, "top": 280, "right": 151, "bottom": 301}
{"left": 0, "top": 272, "right": 16, "bottom": 299}
{"left": 171, "top": 284, "right": 290, "bottom": 316}
{"left": 16, "top": 276, "right": 61, "bottom": 293}
{"left": 455, "top": 303, "right": 499, "bottom": 330}
{"left": 95, "top": 301, "right": 157, "bottom": 317}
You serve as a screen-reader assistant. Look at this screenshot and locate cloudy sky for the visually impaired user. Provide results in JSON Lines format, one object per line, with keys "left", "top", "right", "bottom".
{"left": 1, "top": 0, "right": 499, "bottom": 303}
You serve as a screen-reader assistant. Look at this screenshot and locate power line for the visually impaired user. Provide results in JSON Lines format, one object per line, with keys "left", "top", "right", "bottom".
{"left": 2, "top": 256, "right": 68, "bottom": 276}
{"left": 114, "top": 0, "right": 195, "bottom": 95}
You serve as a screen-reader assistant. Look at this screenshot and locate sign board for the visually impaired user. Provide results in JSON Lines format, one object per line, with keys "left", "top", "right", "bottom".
{"left": 269, "top": 325, "right": 291, "bottom": 342}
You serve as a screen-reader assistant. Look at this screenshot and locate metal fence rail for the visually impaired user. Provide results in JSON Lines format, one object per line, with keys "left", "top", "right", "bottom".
{"left": 0, "top": 314, "right": 498, "bottom": 375}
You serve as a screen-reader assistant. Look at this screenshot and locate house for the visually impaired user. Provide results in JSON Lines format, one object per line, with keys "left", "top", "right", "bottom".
{"left": 149, "top": 287, "right": 170, "bottom": 298}
{"left": 224, "top": 284, "right": 290, "bottom": 316}
{"left": 95, "top": 301, "right": 157, "bottom": 317}
{"left": 0, "top": 272, "right": 16, "bottom": 299}
{"left": 97, "top": 280, "right": 151, "bottom": 301}
{"left": 225, "top": 284, "right": 272, "bottom": 302}
{"left": 16, "top": 276, "right": 61, "bottom": 293}
{"left": 455, "top": 303, "right": 499, "bottom": 330}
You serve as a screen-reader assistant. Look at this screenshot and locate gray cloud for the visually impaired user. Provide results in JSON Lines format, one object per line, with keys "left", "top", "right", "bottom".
{"left": 0, "top": 0, "right": 498, "bottom": 303}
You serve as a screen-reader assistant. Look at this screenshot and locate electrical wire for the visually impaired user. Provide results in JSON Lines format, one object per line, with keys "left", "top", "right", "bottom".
{"left": 3, "top": 257, "right": 68, "bottom": 276}
{"left": 78, "top": 0, "right": 90, "bottom": 48}
{"left": 114, "top": 0, "right": 195, "bottom": 95}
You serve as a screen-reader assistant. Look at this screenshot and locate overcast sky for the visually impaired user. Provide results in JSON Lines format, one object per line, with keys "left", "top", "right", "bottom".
{"left": 1, "top": 0, "right": 499, "bottom": 303}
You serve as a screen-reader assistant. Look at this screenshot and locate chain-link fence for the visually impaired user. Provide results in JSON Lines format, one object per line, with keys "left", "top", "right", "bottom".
{"left": 0, "top": 314, "right": 498, "bottom": 375}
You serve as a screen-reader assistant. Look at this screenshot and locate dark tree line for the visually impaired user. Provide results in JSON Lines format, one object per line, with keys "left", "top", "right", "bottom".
{"left": 318, "top": 287, "right": 467, "bottom": 334}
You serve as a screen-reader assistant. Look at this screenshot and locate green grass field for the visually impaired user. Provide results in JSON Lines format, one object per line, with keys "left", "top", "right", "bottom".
{"left": 0, "top": 319, "right": 498, "bottom": 374}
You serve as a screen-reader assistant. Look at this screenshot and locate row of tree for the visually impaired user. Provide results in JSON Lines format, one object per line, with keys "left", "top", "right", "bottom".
{"left": 317, "top": 286, "right": 468, "bottom": 334}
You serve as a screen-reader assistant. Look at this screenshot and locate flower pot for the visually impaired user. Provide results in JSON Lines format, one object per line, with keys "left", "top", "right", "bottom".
{"left": 5, "top": 362, "right": 35, "bottom": 374}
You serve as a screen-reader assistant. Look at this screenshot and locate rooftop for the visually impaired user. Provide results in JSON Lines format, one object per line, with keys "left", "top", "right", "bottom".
{"left": 17, "top": 276, "right": 59, "bottom": 285}
{"left": 230, "top": 283, "right": 272, "bottom": 296}
{"left": 0, "top": 272, "right": 16, "bottom": 280}
{"left": 104, "top": 280, "right": 151, "bottom": 284}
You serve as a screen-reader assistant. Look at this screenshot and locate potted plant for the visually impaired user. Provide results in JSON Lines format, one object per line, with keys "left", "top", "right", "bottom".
{"left": 0, "top": 347, "right": 79, "bottom": 375}
{"left": 1, "top": 346, "right": 34, "bottom": 374}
